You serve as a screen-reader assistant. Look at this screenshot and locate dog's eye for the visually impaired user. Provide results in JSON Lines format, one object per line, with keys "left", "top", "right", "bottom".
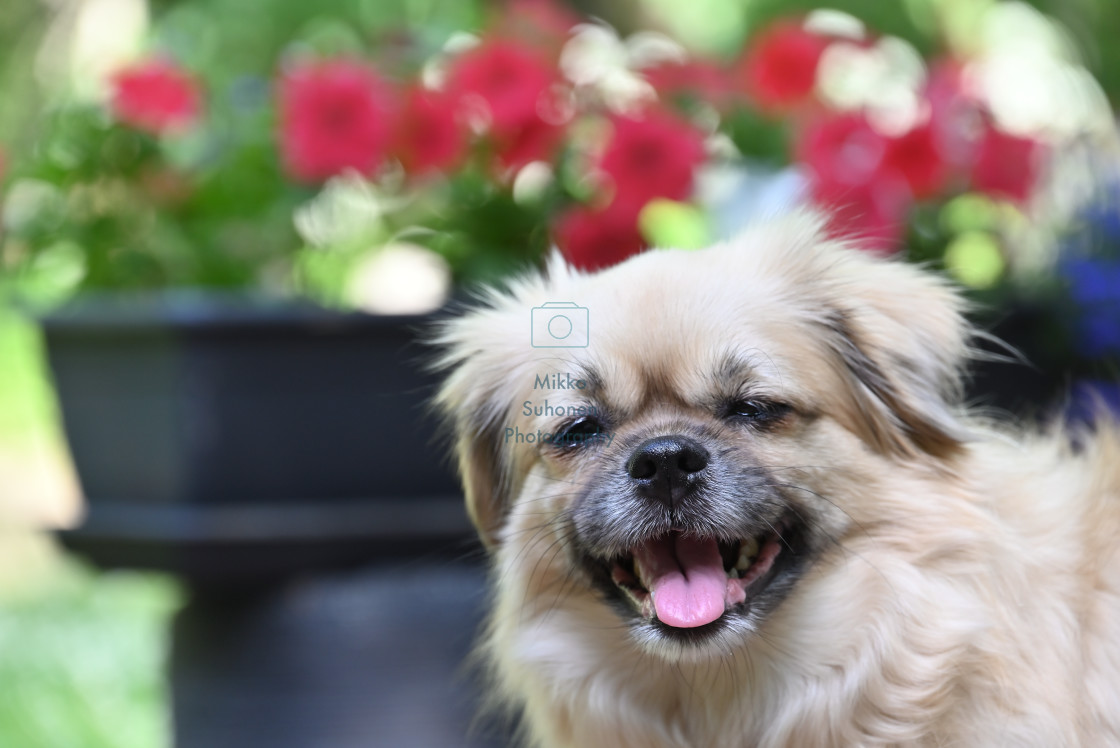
{"left": 554, "top": 416, "right": 606, "bottom": 448}
{"left": 726, "top": 399, "right": 790, "bottom": 425}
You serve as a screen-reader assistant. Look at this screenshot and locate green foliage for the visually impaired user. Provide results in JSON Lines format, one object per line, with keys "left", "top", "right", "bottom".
{"left": 430, "top": 173, "right": 555, "bottom": 287}
{"left": 0, "top": 313, "right": 56, "bottom": 445}
{"left": 2, "top": 0, "right": 1119, "bottom": 307}
{"left": 723, "top": 108, "right": 791, "bottom": 165}
{"left": 1, "top": 0, "right": 490, "bottom": 301}
{"left": 0, "top": 560, "right": 179, "bottom": 748}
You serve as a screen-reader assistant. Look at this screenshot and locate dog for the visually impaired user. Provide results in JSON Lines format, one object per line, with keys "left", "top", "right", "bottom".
{"left": 432, "top": 212, "right": 1120, "bottom": 747}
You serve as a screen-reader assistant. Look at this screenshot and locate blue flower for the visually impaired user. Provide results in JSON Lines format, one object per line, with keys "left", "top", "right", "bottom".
{"left": 1064, "top": 258, "right": 1120, "bottom": 305}
{"left": 1079, "top": 314, "right": 1120, "bottom": 357}
{"left": 1081, "top": 181, "right": 1120, "bottom": 243}
{"left": 1059, "top": 258, "right": 1120, "bottom": 358}
{"left": 1067, "top": 379, "right": 1120, "bottom": 426}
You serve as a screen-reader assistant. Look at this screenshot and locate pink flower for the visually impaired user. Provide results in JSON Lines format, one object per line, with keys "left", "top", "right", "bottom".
{"left": 553, "top": 198, "right": 647, "bottom": 272}
{"left": 278, "top": 59, "right": 395, "bottom": 183}
{"left": 811, "top": 174, "right": 911, "bottom": 253}
{"left": 447, "top": 39, "right": 558, "bottom": 139}
{"left": 795, "top": 112, "right": 887, "bottom": 188}
{"left": 737, "top": 20, "right": 831, "bottom": 113}
{"left": 110, "top": 59, "right": 202, "bottom": 134}
{"left": 643, "top": 60, "right": 736, "bottom": 109}
{"left": 924, "top": 60, "right": 983, "bottom": 169}
{"left": 798, "top": 108, "right": 952, "bottom": 205}
{"left": 598, "top": 110, "right": 706, "bottom": 205}
{"left": 971, "top": 123, "right": 1043, "bottom": 204}
{"left": 796, "top": 112, "right": 912, "bottom": 252}
{"left": 923, "top": 60, "right": 1044, "bottom": 203}
{"left": 391, "top": 86, "right": 466, "bottom": 176}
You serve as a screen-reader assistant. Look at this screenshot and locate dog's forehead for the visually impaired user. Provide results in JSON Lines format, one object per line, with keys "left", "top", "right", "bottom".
{"left": 524, "top": 249, "right": 809, "bottom": 411}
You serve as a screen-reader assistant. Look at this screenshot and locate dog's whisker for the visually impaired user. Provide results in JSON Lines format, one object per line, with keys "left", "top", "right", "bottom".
{"left": 757, "top": 483, "right": 897, "bottom": 594}
{"left": 499, "top": 522, "right": 562, "bottom": 592}
{"left": 764, "top": 464, "right": 843, "bottom": 472}
{"left": 535, "top": 474, "right": 588, "bottom": 488}
{"left": 758, "top": 515, "right": 795, "bottom": 555}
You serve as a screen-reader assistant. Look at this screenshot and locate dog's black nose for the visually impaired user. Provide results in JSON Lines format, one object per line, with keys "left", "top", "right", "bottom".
{"left": 627, "top": 435, "right": 709, "bottom": 508}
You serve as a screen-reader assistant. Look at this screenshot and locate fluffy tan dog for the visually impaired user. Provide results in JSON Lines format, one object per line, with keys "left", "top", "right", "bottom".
{"left": 433, "top": 212, "right": 1120, "bottom": 747}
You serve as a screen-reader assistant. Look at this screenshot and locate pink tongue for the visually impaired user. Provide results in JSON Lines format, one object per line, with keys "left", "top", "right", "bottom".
{"left": 633, "top": 535, "right": 727, "bottom": 628}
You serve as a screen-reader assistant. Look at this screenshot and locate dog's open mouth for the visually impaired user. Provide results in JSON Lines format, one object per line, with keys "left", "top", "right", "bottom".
{"left": 603, "top": 520, "right": 803, "bottom": 629}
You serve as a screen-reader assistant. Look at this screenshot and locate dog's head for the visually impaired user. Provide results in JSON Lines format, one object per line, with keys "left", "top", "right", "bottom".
{"left": 433, "top": 212, "right": 971, "bottom": 657}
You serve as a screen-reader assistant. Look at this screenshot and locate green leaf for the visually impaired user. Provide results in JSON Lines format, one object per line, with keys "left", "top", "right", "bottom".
{"left": 639, "top": 199, "right": 711, "bottom": 250}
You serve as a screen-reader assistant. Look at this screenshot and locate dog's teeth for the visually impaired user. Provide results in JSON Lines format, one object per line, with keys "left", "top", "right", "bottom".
{"left": 735, "top": 538, "right": 759, "bottom": 571}
{"left": 632, "top": 557, "right": 649, "bottom": 589}
{"left": 728, "top": 568, "right": 740, "bottom": 579}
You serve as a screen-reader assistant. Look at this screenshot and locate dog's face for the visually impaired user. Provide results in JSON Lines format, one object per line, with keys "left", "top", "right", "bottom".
{"left": 435, "top": 213, "right": 970, "bottom": 659}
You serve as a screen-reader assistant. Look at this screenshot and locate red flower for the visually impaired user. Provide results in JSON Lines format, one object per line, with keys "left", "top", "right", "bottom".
{"left": 882, "top": 121, "right": 949, "bottom": 200}
{"left": 391, "top": 87, "right": 466, "bottom": 176}
{"left": 278, "top": 59, "right": 395, "bottom": 183}
{"left": 553, "top": 198, "right": 647, "bottom": 272}
{"left": 598, "top": 110, "right": 706, "bottom": 205}
{"left": 447, "top": 39, "right": 558, "bottom": 138}
{"left": 494, "top": 116, "right": 565, "bottom": 171}
{"left": 971, "top": 123, "right": 1043, "bottom": 204}
{"left": 737, "top": 20, "right": 831, "bottom": 113}
{"left": 110, "top": 59, "right": 202, "bottom": 135}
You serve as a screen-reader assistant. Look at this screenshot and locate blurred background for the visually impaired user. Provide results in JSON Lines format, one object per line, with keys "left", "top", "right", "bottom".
{"left": 0, "top": 0, "right": 1118, "bottom": 746}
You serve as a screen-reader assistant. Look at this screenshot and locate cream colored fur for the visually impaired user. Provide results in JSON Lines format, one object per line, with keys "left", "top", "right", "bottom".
{"left": 434, "top": 213, "right": 1120, "bottom": 747}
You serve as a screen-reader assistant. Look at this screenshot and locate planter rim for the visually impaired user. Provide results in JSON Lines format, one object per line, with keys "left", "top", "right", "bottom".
{"left": 57, "top": 497, "right": 478, "bottom": 580}
{"left": 61, "top": 496, "right": 472, "bottom": 544}
{"left": 36, "top": 291, "right": 454, "bottom": 333}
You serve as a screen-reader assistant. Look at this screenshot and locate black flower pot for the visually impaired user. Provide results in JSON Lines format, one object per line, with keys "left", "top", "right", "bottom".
{"left": 41, "top": 294, "right": 510, "bottom": 748}
{"left": 42, "top": 293, "right": 471, "bottom": 581}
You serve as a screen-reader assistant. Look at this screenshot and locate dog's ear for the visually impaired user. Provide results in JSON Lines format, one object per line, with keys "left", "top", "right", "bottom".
{"left": 447, "top": 413, "right": 509, "bottom": 550}
{"left": 430, "top": 305, "right": 520, "bottom": 550}
{"left": 805, "top": 235, "right": 972, "bottom": 460}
